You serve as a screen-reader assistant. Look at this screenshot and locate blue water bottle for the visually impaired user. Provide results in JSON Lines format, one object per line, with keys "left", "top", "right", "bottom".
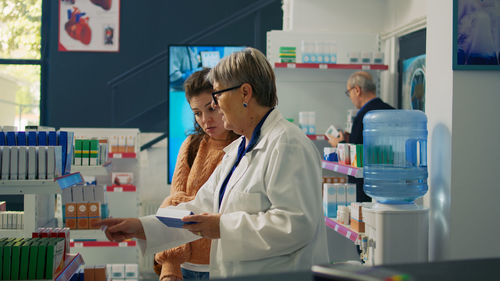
{"left": 363, "top": 110, "right": 428, "bottom": 204}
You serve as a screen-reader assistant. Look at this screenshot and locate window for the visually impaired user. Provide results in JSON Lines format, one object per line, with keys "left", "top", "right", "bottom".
{"left": 0, "top": 0, "right": 42, "bottom": 129}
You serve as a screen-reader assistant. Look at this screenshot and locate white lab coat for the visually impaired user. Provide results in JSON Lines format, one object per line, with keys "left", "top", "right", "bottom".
{"left": 138, "top": 109, "right": 329, "bottom": 278}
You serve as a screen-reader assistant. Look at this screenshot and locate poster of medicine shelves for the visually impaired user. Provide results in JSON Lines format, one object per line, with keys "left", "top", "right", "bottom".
{"left": 58, "top": 0, "right": 120, "bottom": 52}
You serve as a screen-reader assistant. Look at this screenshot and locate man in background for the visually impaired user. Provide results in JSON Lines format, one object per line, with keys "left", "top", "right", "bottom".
{"left": 328, "top": 71, "right": 394, "bottom": 202}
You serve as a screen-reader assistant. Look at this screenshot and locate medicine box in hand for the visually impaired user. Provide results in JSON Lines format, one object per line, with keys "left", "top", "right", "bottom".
{"left": 325, "top": 124, "right": 339, "bottom": 139}
{"left": 156, "top": 207, "right": 194, "bottom": 228}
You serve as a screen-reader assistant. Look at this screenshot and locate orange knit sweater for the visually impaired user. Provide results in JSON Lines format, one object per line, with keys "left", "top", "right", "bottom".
{"left": 155, "top": 134, "right": 235, "bottom": 280}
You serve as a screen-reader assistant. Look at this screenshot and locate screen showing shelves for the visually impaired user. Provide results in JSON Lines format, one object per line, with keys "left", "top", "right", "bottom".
{"left": 168, "top": 45, "right": 246, "bottom": 183}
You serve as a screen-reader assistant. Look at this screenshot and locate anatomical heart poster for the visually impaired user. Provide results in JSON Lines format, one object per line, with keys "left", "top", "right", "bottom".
{"left": 58, "top": 0, "right": 120, "bottom": 52}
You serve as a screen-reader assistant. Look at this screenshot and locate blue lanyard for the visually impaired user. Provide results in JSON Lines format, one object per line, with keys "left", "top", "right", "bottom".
{"left": 218, "top": 108, "right": 274, "bottom": 210}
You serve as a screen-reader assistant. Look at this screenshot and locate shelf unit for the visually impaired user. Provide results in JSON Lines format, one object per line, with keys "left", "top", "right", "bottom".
{"left": 275, "top": 62, "right": 389, "bottom": 70}
{"left": 268, "top": 30, "right": 390, "bottom": 136}
{"left": 60, "top": 128, "right": 141, "bottom": 268}
{"left": 0, "top": 175, "right": 82, "bottom": 237}
{"left": 70, "top": 240, "right": 136, "bottom": 248}
{"left": 0, "top": 180, "right": 61, "bottom": 194}
{"left": 70, "top": 229, "right": 107, "bottom": 241}
{"left": 108, "top": 152, "right": 136, "bottom": 159}
{"left": 325, "top": 217, "right": 362, "bottom": 245}
{"left": 321, "top": 160, "right": 363, "bottom": 178}
{"left": 71, "top": 164, "right": 111, "bottom": 177}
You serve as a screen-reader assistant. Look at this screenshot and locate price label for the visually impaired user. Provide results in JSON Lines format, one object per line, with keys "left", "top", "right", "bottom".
{"left": 334, "top": 224, "right": 339, "bottom": 231}
{"left": 319, "top": 64, "right": 327, "bottom": 69}
{"left": 346, "top": 231, "right": 352, "bottom": 239}
{"left": 113, "top": 153, "right": 122, "bottom": 159}
{"left": 361, "top": 65, "right": 370, "bottom": 70}
{"left": 74, "top": 242, "right": 83, "bottom": 248}
{"left": 113, "top": 187, "right": 123, "bottom": 192}
{"left": 347, "top": 168, "right": 353, "bottom": 175}
{"left": 287, "top": 63, "right": 296, "bottom": 69}
{"left": 118, "top": 242, "right": 127, "bottom": 247}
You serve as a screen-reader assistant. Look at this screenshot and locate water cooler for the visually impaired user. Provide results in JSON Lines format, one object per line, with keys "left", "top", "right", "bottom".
{"left": 360, "top": 110, "right": 429, "bottom": 265}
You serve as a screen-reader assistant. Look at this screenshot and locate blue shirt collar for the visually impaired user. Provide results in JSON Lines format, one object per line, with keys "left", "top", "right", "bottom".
{"left": 358, "top": 97, "right": 379, "bottom": 114}
{"left": 238, "top": 108, "right": 274, "bottom": 155}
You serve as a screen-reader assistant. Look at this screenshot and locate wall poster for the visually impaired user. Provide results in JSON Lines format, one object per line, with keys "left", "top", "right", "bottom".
{"left": 58, "top": 0, "right": 120, "bottom": 52}
{"left": 453, "top": 0, "right": 500, "bottom": 70}
{"left": 401, "top": 54, "right": 426, "bottom": 112}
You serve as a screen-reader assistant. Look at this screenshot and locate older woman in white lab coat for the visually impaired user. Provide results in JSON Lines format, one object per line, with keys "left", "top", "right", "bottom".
{"left": 96, "top": 47, "right": 329, "bottom": 279}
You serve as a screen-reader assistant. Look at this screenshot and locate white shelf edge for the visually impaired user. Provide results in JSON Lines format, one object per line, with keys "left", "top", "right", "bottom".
{"left": 71, "top": 165, "right": 109, "bottom": 176}
{"left": 321, "top": 160, "right": 363, "bottom": 178}
{"left": 0, "top": 229, "right": 24, "bottom": 238}
{"left": 0, "top": 180, "right": 61, "bottom": 194}
{"left": 70, "top": 229, "right": 107, "bottom": 240}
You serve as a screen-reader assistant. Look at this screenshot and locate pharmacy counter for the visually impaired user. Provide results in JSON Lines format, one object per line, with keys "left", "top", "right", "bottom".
{"left": 142, "top": 257, "right": 500, "bottom": 281}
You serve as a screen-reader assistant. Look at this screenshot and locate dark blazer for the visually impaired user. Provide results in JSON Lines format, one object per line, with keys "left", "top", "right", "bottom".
{"left": 349, "top": 97, "right": 394, "bottom": 145}
{"left": 348, "top": 97, "right": 394, "bottom": 202}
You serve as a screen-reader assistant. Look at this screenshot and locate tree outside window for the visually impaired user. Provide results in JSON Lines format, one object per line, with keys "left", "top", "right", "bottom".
{"left": 0, "top": 0, "right": 42, "bottom": 129}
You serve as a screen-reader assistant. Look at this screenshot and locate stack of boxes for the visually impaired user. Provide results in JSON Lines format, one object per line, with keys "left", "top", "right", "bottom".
{"left": 322, "top": 183, "right": 356, "bottom": 219}
{"left": 337, "top": 143, "right": 363, "bottom": 168}
{"left": 349, "top": 203, "right": 365, "bottom": 232}
{"left": 62, "top": 185, "right": 106, "bottom": 229}
{"left": 0, "top": 202, "right": 21, "bottom": 230}
{"left": 73, "top": 134, "right": 136, "bottom": 163}
{"left": 0, "top": 130, "right": 74, "bottom": 180}
{"left": 83, "top": 265, "right": 107, "bottom": 281}
{"left": 108, "top": 264, "right": 138, "bottom": 281}
{"left": 279, "top": 46, "right": 296, "bottom": 63}
{"left": 71, "top": 264, "right": 138, "bottom": 281}
{"left": 109, "top": 135, "right": 135, "bottom": 153}
{"left": 73, "top": 138, "right": 108, "bottom": 166}
{"left": 0, "top": 211, "right": 24, "bottom": 230}
{"left": 0, "top": 228, "right": 70, "bottom": 280}
{"left": 322, "top": 176, "right": 347, "bottom": 184}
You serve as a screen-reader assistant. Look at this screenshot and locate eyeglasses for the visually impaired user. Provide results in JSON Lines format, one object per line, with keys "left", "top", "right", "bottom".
{"left": 344, "top": 87, "right": 355, "bottom": 97}
{"left": 211, "top": 84, "right": 243, "bottom": 105}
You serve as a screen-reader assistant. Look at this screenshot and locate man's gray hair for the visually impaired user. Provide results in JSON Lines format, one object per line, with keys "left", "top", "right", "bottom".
{"left": 347, "top": 72, "right": 376, "bottom": 93}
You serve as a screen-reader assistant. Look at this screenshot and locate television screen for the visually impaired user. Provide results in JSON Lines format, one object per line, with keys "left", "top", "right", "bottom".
{"left": 168, "top": 45, "right": 246, "bottom": 183}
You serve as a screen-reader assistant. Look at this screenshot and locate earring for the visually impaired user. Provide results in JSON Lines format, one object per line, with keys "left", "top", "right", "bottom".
{"left": 243, "top": 103, "right": 248, "bottom": 107}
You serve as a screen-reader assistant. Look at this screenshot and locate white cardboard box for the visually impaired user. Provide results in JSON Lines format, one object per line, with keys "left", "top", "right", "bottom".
{"left": 336, "top": 184, "right": 346, "bottom": 208}
{"left": 9, "top": 147, "right": 19, "bottom": 180}
{"left": 18, "top": 146, "right": 28, "bottom": 180}
{"left": 47, "top": 146, "right": 55, "bottom": 179}
{"left": 38, "top": 146, "right": 47, "bottom": 180}
{"left": 1, "top": 147, "right": 9, "bottom": 179}
{"left": 323, "top": 183, "right": 337, "bottom": 218}
{"left": 28, "top": 146, "right": 37, "bottom": 180}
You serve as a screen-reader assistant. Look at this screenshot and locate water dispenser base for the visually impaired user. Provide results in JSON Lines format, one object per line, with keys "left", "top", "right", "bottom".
{"left": 363, "top": 203, "right": 429, "bottom": 265}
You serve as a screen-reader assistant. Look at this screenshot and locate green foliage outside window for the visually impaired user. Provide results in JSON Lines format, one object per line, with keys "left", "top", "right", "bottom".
{"left": 0, "top": 0, "right": 42, "bottom": 126}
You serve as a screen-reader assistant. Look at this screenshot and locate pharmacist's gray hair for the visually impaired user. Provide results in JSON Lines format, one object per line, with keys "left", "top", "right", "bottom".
{"left": 347, "top": 71, "right": 376, "bottom": 93}
{"left": 207, "top": 47, "right": 278, "bottom": 107}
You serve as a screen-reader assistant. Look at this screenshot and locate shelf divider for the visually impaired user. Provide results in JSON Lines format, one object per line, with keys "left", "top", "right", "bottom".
{"left": 275, "top": 62, "right": 389, "bottom": 70}
{"left": 325, "top": 217, "right": 361, "bottom": 244}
